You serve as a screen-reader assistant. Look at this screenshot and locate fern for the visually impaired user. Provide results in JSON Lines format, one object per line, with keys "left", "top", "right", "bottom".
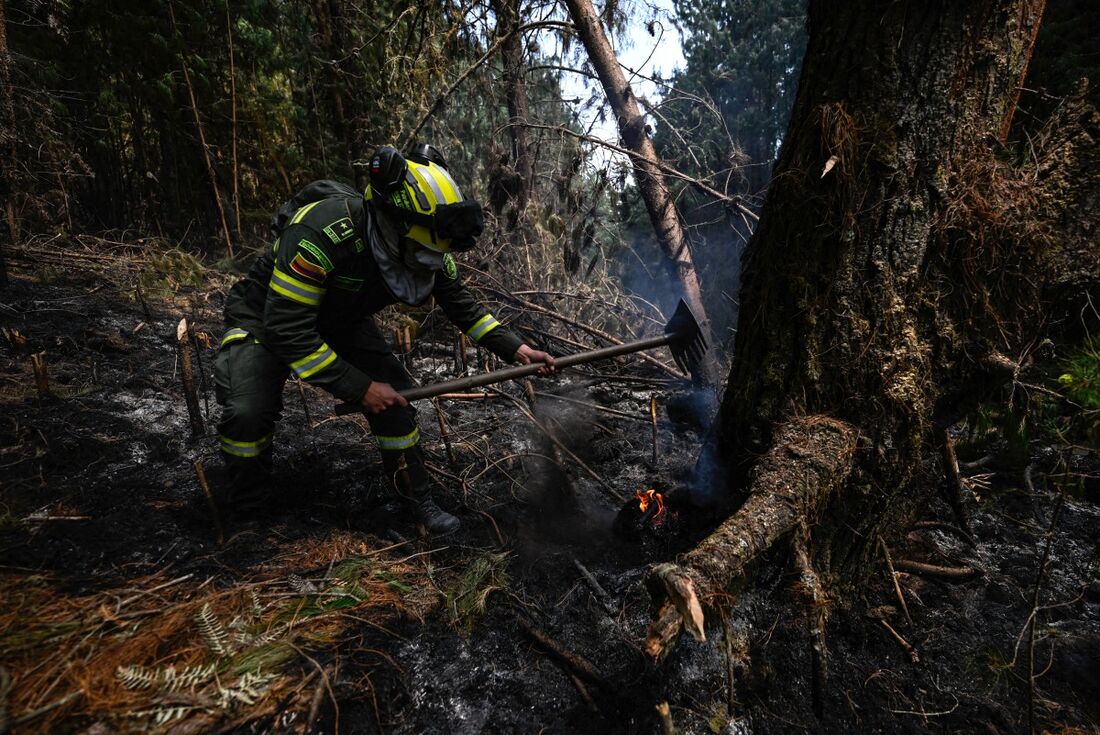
{"left": 116, "top": 664, "right": 160, "bottom": 690}
{"left": 287, "top": 573, "right": 319, "bottom": 595}
{"left": 196, "top": 603, "right": 232, "bottom": 656}
{"left": 161, "top": 663, "right": 217, "bottom": 692}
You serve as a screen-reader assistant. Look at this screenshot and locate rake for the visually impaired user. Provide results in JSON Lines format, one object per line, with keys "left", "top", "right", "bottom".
{"left": 334, "top": 298, "right": 707, "bottom": 413}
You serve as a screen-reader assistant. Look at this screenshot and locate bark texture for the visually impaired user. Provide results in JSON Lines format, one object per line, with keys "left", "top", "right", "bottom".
{"left": 652, "top": 0, "right": 1098, "bottom": 648}
{"left": 563, "top": 0, "right": 717, "bottom": 380}
{"left": 489, "top": 0, "right": 533, "bottom": 228}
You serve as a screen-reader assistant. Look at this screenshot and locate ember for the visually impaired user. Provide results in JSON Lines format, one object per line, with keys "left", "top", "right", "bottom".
{"left": 635, "top": 489, "right": 667, "bottom": 525}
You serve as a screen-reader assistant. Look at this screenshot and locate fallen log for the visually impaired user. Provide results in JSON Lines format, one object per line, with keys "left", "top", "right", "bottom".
{"left": 645, "top": 416, "right": 858, "bottom": 658}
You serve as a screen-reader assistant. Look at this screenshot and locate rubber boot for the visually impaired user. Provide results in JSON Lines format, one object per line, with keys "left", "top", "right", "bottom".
{"left": 386, "top": 448, "right": 460, "bottom": 534}
{"left": 221, "top": 451, "right": 274, "bottom": 518}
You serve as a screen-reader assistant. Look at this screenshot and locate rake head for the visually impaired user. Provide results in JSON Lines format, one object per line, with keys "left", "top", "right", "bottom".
{"left": 663, "top": 299, "right": 709, "bottom": 380}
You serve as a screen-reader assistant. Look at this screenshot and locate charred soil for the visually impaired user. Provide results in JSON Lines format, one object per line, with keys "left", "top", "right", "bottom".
{"left": 1, "top": 263, "right": 1097, "bottom": 734}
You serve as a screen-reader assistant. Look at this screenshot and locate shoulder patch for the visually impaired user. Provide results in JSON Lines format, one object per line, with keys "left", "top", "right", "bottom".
{"left": 296, "top": 239, "right": 333, "bottom": 272}
{"left": 322, "top": 217, "right": 357, "bottom": 244}
{"left": 442, "top": 253, "right": 458, "bottom": 280}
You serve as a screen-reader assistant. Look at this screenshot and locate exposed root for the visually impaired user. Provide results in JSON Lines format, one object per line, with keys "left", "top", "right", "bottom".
{"left": 644, "top": 416, "right": 858, "bottom": 658}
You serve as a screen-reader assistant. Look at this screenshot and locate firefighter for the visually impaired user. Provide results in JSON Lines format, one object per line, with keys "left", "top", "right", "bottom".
{"left": 214, "top": 144, "right": 554, "bottom": 533}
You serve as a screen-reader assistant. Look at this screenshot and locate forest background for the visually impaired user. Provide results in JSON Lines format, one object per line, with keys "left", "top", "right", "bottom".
{"left": 1, "top": 0, "right": 1096, "bottom": 341}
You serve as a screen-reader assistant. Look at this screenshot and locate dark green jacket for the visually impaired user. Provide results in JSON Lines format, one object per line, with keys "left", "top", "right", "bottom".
{"left": 223, "top": 196, "right": 523, "bottom": 402}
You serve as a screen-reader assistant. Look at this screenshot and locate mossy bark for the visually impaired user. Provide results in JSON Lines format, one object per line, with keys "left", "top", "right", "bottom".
{"left": 652, "top": 0, "right": 1100, "bottom": 647}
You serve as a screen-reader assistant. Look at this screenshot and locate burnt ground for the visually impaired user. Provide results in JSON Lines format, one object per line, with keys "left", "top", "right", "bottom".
{"left": 1, "top": 262, "right": 1098, "bottom": 735}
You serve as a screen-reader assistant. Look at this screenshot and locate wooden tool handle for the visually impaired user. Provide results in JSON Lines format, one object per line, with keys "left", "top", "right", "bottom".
{"left": 334, "top": 333, "right": 671, "bottom": 415}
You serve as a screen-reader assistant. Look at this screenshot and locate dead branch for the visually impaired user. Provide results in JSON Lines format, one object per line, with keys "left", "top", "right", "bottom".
{"left": 177, "top": 318, "right": 205, "bottom": 437}
{"left": 877, "top": 536, "right": 912, "bottom": 625}
{"left": 645, "top": 417, "right": 858, "bottom": 658}
{"left": 194, "top": 461, "right": 224, "bottom": 545}
{"left": 519, "top": 619, "right": 613, "bottom": 693}
{"left": 892, "top": 559, "right": 980, "bottom": 581}
{"left": 572, "top": 558, "right": 616, "bottom": 617}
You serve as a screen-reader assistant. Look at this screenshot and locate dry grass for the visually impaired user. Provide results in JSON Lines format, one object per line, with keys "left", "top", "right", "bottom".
{"left": 0, "top": 532, "right": 443, "bottom": 733}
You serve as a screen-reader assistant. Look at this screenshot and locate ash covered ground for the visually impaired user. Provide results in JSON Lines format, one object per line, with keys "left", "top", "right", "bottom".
{"left": 1, "top": 266, "right": 1098, "bottom": 734}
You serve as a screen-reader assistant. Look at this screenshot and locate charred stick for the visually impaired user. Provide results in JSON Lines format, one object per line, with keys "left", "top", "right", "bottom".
{"left": 193, "top": 461, "right": 224, "bottom": 545}
{"left": 432, "top": 398, "right": 457, "bottom": 470}
{"left": 877, "top": 536, "right": 912, "bottom": 626}
{"left": 656, "top": 701, "right": 677, "bottom": 735}
{"left": 30, "top": 351, "right": 51, "bottom": 400}
{"left": 911, "top": 520, "right": 975, "bottom": 544}
{"left": 877, "top": 618, "right": 919, "bottom": 663}
{"left": 936, "top": 428, "right": 972, "bottom": 536}
{"left": 892, "top": 559, "right": 979, "bottom": 581}
{"left": 134, "top": 280, "right": 152, "bottom": 320}
{"left": 519, "top": 619, "right": 613, "bottom": 693}
{"left": 650, "top": 394, "right": 659, "bottom": 463}
{"left": 498, "top": 391, "right": 624, "bottom": 502}
{"left": 176, "top": 319, "right": 204, "bottom": 436}
{"left": 189, "top": 323, "right": 210, "bottom": 421}
{"left": 569, "top": 672, "right": 599, "bottom": 713}
{"left": 1028, "top": 473, "right": 1067, "bottom": 735}
{"left": 523, "top": 379, "right": 537, "bottom": 409}
{"left": 572, "top": 558, "right": 616, "bottom": 616}
{"left": 296, "top": 378, "right": 314, "bottom": 430}
{"left": 535, "top": 391, "right": 648, "bottom": 422}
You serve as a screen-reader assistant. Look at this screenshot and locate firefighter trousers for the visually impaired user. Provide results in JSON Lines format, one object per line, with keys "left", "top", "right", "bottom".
{"left": 213, "top": 318, "right": 426, "bottom": 505}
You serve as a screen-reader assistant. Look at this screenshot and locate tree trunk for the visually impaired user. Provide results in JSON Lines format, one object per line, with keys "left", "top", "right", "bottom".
{"left": 563, "top": 0, "right": 717, "bottom": 382}
{"left": 648, "top": 0, "right": 1098, "bottom": 654}
{"left": 490, "top": 0, "right": 533, "bottom": 229}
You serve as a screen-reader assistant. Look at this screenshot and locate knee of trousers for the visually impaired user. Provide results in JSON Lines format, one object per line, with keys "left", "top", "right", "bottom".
{"left": 218, "top": 393, "right": 280, "bottom": 460}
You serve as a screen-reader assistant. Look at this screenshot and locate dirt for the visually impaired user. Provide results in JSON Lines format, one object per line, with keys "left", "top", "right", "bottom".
{"left": 1, "top": 265, "right": 1098, "bottom": 734}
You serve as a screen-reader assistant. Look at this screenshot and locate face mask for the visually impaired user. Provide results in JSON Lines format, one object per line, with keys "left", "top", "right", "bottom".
{"left": 401, "top": 238, "right": 444, "bottom": 273}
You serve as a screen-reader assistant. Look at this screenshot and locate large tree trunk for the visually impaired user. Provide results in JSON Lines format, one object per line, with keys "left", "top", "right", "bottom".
{"left": 647, "top": 0, "right": 1099, "bottom": 655}
{"left": 563, "top": 0, "right": 718, "bottom": 382}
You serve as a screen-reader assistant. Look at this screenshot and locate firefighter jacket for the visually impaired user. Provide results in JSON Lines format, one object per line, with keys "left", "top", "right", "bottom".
{"left": 223, "top": 196, "right": 523, "bottom": 402}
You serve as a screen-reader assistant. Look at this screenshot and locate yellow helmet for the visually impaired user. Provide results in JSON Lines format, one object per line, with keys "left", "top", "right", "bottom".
{"left": 366, "top": 145, "right": 483, "bottom": 253}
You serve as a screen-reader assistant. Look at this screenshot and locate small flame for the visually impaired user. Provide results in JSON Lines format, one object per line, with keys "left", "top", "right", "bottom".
{"left": 635, "top": 489, "right": 666, "bottom": 524}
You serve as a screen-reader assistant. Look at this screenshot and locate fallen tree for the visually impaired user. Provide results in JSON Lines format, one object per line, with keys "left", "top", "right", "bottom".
{"left": 647, "top": 0, "right": 1098, "bottom": 663}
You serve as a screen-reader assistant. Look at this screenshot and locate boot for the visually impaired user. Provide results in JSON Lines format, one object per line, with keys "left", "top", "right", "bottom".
{"left": 412, "top": 496, "right": 461, "bottom": 535}
{"left": 386, "top": 448, "right": 460, "bottom": 534}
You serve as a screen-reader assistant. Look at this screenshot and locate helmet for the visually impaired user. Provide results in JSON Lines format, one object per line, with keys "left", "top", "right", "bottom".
{"left": 366, "top": 144, "right": 483, "bottom": 253}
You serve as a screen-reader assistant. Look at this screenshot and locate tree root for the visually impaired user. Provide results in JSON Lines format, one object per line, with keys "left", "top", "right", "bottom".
{"left": 644, "top": 416, "right": 858, "bottom": 658}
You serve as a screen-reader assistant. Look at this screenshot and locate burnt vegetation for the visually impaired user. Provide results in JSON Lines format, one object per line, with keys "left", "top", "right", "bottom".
{"left": 1, "top": 0, "right": 1098, "bottom": 733}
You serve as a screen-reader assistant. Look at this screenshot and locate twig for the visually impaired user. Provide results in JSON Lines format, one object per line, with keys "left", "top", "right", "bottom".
{"left": 571, "top": 558, "right": 615, "bottom": 616}
{"left": 194, "top": 461, "right": 224, "bottom": 545}
{"left": 911, "top": 521, "right": 975, "bottom": 545}
{"left": 1028, "top": 474, "right": 1067, "bottom": 735}
{"left": 493, "top": 389, "right": 624, "bottom": 501}
{"left": 519, "top": 618, "right": 613, "bottom": 693}
{"left": 936, "top": 427, "right": 973, "bottom": 536}
{"left": 536, "top": 391, "right": 648, "bottom": 422}
{"left": 650, "top": 394, "right": 659, "bottom": 462}
{"left": 296, "top": 378, "right": 314, "bottom": 430}
{"left": 432, "top": 398, "right": 457, "bottom": 470}
{"left": 877, "top": 618, "right": 920, "bottom": 663}
{"left": 569, "top": 672, "right": 599, "bottom": 713}
{"left": 30, "top": 352, "right": 50, "bottom": 400}
{"left": 878, "top": 536, "right": 912, "bottom": 625}
{"left": 893, "top": 559, "right": 979, "bottom": 581}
